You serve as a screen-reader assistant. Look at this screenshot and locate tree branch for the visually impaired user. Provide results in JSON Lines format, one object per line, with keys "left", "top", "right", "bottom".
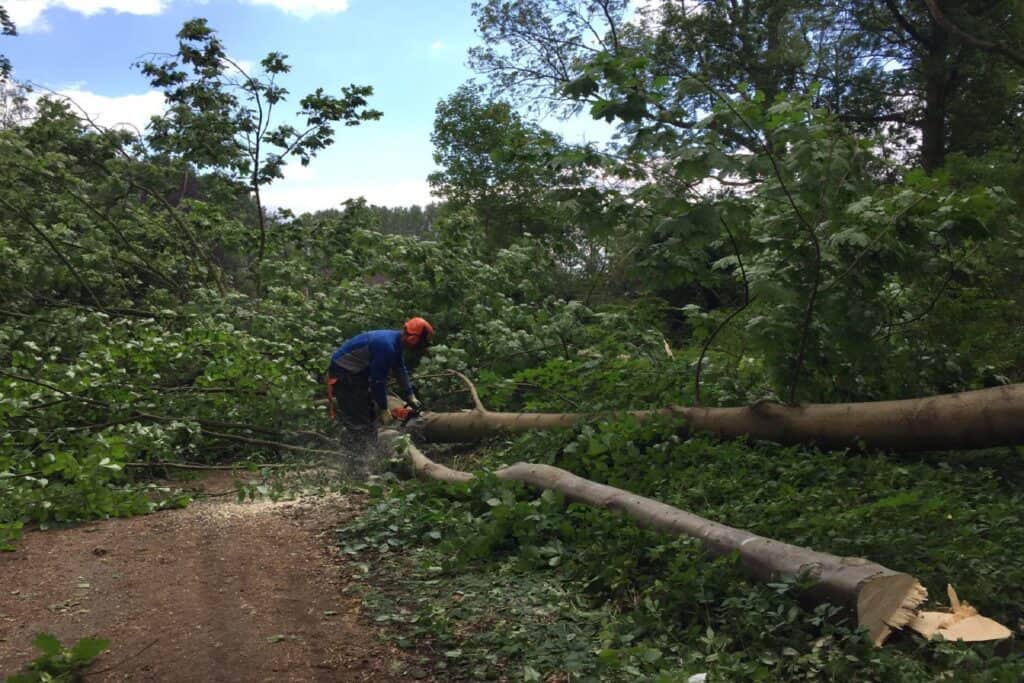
{"left": 444, "top": 369, "right": 488, "bottom": 412}
{"left": 124, "top": 461, "right": 333, "bottom": 470}
{"left": 686, "top": 75, "right": 822, "bottom": 402}
{"left": 883, "top": 0, "right": 932, "bottom": 48}
{"left": 0, "top": 197, "right": 107, "bottom": 311}
{"left": 0, "top": 370, "right": 109, "bottom": 407}
{"left": 197, "top": 429, "right": 348, "bottom": 457}
{"left": 694, "top": 216, "right": 754, "bottom": 406}
{"left": 922, "top": 0, "right": 1024, "bottom": 67}
{"left": 54, "top": 178, "right": 180, "bottom": 292}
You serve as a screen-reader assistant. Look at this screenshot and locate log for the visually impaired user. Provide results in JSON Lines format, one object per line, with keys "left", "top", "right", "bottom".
{"left": 379, "top": 430, "right": 1011, "bottom": 645}
{"left": 416, "top": 383, "right": 1024, "bottom": 452}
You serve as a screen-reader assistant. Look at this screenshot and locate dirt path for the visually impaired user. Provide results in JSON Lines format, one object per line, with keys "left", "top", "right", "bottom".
{"left": 0, "top": 473, "right": 411, "bottom": 681}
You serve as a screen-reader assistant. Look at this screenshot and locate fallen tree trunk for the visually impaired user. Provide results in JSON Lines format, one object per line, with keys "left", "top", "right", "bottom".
{"left": 379, "top": 431, "right": 1011, "bottom": 646}
{"left": 416, "top": 382, "right": 1024, "bottom": 452}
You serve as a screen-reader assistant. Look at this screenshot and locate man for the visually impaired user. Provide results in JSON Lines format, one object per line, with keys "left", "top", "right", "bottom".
{"left": 326, "top": 317, "right": 433, "bottom": 429}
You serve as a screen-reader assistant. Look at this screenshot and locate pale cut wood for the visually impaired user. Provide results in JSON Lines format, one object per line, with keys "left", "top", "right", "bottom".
{"left": 908, "top": 585, "right": 1014, "bottom": 642}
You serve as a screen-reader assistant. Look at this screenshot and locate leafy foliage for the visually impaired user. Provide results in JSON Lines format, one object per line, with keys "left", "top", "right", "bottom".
{"left": 5, "top": 633, "right": 109, "bottom": 683}
{"left": 429, "top": 84, "right": 581, "bottom": 250}
{"left": 0, "top": 3, "right": 15, "bottom": 80}
{"left": 139, "top": 18, "right": 381, "bottom": 183}
{"left": 137, "top": 17, "right": 381, "bottom": 295}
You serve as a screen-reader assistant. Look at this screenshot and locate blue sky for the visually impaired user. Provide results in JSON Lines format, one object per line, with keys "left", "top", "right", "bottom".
{"left": 3, "top": 0, "right": 616, "bottom": 211}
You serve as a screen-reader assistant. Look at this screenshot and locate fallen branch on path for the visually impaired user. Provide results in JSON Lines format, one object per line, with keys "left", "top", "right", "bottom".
{"left": 124, "top": 461, "right": 335, "bottom": 471}
{"left": 0, "top": 371, "right": 336, "bottom": 446}
{"left": 86, "top": 638, "right": 159, "bottom": 676}
{"left": 195, "top": 429, "right": 348, "bottom": 457}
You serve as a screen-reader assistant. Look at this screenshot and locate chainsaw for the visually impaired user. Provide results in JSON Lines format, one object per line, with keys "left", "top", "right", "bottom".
{"left": 389, "top": 403, "right": 422, "bottom": 425}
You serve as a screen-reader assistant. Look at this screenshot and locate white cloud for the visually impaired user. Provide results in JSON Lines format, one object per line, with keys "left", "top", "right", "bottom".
{"left": 263, "top": 178, "right": 432, "bottom": 212}
{"left": 628, "top": 0, "right": 702, "bottom": 30}
{"left": 631, "top": 0, "right": 666, "bottom": 12}
{"left": 282, "top": 162, "right": 316, "bottom": 182}
{"left": 36, "top": 87, "right": 166, "bottom": 134}
{"left": 431, "top": 40, "right": 444, "bottom": 51}
{"left": 8, "top": 1, "right": 167, "bottom": 33}
{"left": 221, "top": 56, "right": 256, "bottom": 76}
{"left": 240, "top": 0, "right": 350, "bottom": 20}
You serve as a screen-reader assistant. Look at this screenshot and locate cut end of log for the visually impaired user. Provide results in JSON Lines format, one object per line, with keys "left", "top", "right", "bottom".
{"left": 907, "top": 584, "right": 1013, "bottom": 643}
{"left": 857, "top": 573, "right": 928, "bottom": 646}
{"left": 860, "top": 578, "right": 1012, "bottom": 646}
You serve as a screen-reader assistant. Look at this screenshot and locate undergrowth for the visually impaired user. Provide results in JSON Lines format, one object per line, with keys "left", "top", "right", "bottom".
{"left": 338, "top": 423, "right": 1024, "bottom": 681}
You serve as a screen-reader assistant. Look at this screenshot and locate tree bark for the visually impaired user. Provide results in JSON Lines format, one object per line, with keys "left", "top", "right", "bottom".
{"left": 379, "top": 432, "right": 925, "bottom": 645}
{"left": 920, "top": 29, "right": 950, "bottom": 172}
{"left": 415, "top": 383, "right": 1024, "bottom": 452}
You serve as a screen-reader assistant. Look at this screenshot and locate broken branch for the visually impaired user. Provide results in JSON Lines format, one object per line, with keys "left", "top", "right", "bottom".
{"left": 444, "top": 369, "right": 488, "bottom": 412}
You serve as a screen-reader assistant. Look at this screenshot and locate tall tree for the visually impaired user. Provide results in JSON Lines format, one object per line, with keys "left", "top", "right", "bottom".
{"left": 0, "top": 4, "right": 16, "bottom": 80}
{"left": 471, "top": 0, "right": 1024, "bottom": 171}
{"left": 429, "top": 84, "right": 574, "bottom": 249}
{"left": 138, "top": 18, "right": 382, "bottom": 296}
{"left": 853, "top": 0, "right": 1024, "bottom": 170}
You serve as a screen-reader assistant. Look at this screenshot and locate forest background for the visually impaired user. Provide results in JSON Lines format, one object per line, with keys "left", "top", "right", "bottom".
{"left": 2, "top": 1, "right": 1024, "bottom": 680}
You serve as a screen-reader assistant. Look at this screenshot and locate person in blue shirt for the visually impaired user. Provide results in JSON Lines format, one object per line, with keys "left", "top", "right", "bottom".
{"left": 326, "top": 317, "right": 434, "bottom": 428}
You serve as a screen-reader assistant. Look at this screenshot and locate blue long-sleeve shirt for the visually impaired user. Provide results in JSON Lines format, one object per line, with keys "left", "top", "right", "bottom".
{"left": 329, "top": 330, "right": 413, "bottom": 410}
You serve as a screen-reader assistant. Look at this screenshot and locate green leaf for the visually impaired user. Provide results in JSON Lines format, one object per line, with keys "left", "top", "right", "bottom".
{"left": 562, "top": 75, "right": 598, "bottom": 99}
{"left": 522, "top": 665, "right": 542, "bottom": 682}
{"left": 641, "top": 647, "right": 662, "bottom": 663}
{"left": 70, "top": 637, "right": 109, "bottom": 663}
{"left": 32, "top": 632, "right": 61, "bottom": 657}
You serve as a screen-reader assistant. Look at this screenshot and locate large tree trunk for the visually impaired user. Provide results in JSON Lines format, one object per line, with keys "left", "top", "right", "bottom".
{"left": 415, "top": 383, "right": 1024, "bottom": 452}
{"left": 379, "top": 432, "right": 1009, "bottom": 645}
{"left": 920, "top": 28, "right": 951, "bottom": 172}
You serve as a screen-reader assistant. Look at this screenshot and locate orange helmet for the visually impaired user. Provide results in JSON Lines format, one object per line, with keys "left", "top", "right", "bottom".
{"left": 403, "top": 317, "right": 434, "bottom": 350}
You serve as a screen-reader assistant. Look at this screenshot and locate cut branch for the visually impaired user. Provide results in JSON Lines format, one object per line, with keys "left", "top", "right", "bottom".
{"left": 378, "top": 434, "right": 1009, "bottom": 646}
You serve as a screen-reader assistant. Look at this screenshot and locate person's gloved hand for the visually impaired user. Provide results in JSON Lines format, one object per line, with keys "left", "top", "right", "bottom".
{"left": 407, "top": 394, "right": 423, "bottom": 411}
{"left": 378, "top": 408, "right": 394, "bottom": 426}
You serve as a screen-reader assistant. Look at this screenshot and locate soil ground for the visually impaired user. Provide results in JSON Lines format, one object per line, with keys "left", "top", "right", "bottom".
{"left": 0, "top": 472, "right": 414, "bottom": 682}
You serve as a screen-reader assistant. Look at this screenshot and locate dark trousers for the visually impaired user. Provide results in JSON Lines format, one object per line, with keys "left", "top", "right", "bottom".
{"left": 330, "top": 368, "right": 375, "bottom": 428}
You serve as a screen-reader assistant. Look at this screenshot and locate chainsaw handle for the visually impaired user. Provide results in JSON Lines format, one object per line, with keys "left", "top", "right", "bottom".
{"left": 389, "top": 405, "right": 422, "bottom": 425}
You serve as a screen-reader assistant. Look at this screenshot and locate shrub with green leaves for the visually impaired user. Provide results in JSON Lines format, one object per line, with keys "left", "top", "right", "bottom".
{"left": 5, "top": 633, "right": 108, "bottom": 683}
